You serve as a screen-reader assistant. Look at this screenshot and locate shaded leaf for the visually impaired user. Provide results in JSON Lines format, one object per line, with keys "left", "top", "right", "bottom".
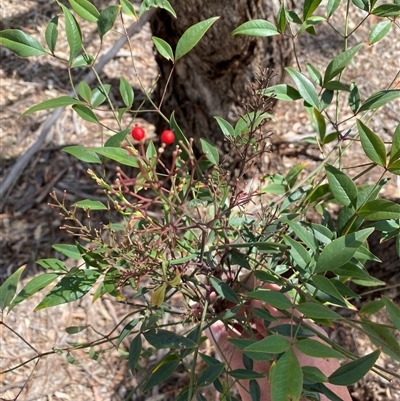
{"left": 117, "top": 318, "right": 140, "bottom": 347}
{"left": 244, "top": 335, "right": 291, "bottom": 357}
{"left": 129, "top": 334, "right": 142, "bottom": 373}
{"left": 97, "top": 5, "right": 119, "bottom": 39}
{"left": 261, "top": 84, "right": 302, "bottom": 101}
{"left": 359, "top": 89, "right": 400, "bottom": 112}
{"left": 0, "top": 265, "right": 26, "bottom": 311}
{"left": 119, "top": 77, "right": 134, "bottom": 108}
{"left": 297, "top": 302, "right": 341, "bottom": 319}
{"left": 198, "top": 363, "right": 225, "bottom": 387}
{"left": 35, "top": 270, "right": 100, "bottom": 310}
{"left": 36, "top": 258, "right": 68, "bottom": 272}
{"left": 349, "top": 81, "right": 361, "bottom": 114}
{"left": 329, "top": 350, "right": 380, "bottom": 385}
{"left": 210, "top": 276, "right": 239, "bottom": 304}
{"left": 382, "top": 296, "right": 400, "bottom": 331}
{"left": 200, "top": 138, "right": 219, "bottom": 165}
{"left": 52, "top": 244, "right": 81, "bottom": 259}
{"left": 73, "top": 199, "right": 107, "bottom": 210}
{"left": 89, "top": 147, "right": 139, "bottom": 167}
{"left": 142, "top": 354, "right": 180, "bottom": 392}
{"left": 144, "top": 329, "right": 197, "bottom": 349}
{"left": 246, "top": 289, "right": 292, "bottom": 310}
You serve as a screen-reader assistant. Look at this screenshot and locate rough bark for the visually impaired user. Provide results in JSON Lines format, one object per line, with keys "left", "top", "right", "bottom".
{"left": 150, "top": 0, "right": 293, "bottom": 166}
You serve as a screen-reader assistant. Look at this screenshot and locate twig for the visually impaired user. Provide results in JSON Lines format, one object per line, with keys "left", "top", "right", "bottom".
{"left": 0, "top": 9, "right": 156, "bottom": 204}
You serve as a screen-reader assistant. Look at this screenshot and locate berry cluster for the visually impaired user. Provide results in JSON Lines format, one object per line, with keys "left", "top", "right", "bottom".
{"left": 131, "top": 125, "right": 175, "bottom": 146}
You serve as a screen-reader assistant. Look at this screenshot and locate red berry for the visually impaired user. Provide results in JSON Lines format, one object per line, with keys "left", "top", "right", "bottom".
{"left": 160, "top": 130, "right": 175, "bottom": 145}
{"left": 131, "top": 125, "right": 146, "bottom": 141}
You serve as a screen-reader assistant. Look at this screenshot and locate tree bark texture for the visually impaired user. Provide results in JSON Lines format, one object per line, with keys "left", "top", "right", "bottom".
{"left": 150, "top": 0, "right": 294, "bottom": 166}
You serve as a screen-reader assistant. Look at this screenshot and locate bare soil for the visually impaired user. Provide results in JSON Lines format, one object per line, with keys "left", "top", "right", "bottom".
{"left": 1, "top": 1, "right": 399, "bottom": 401}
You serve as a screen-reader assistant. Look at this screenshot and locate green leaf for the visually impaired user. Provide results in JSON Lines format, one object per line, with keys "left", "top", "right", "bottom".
{"left": 250, "top": 379, "right": 261, "bottom": 401}
{"left": 382, "top": 296, "right": 400, "bottom": 331}
{"left": 232, "top": 19, "right": 279, "bottom": 37}
{"left": 198, "top": 363, "right": 225, "bottom": 387}
{"left": 200, "top": 138, "right": 219, "bottom": 165}
{"left": 359, "top": 199, "right": 400, "bottom": 221}
{"left": 210, "top": 276, "right": 239, "bottom": 304}
{"left": 22, "top": 96, "right": 82, "bottom": 116}
{"left": 8, "top": 273, "right": 59, "bottom": 311}
{"left": 120, "top": 0, "right": 138, "bottom": 19}
{"left": 229, "top": 369, "right": 265, "bottom": 380}
{"left": 323, "top": 81, "right": 350, "bottom": 91}
{"left": 170, "top": 112, "right": 190, "bottom": 159}
{"left": 66, "top": 325, "right": 87, "bottom": 334}
{"left": 35, "top": 270, "right": 100, "bottom": 310}
{"left": 214, "top": 116, "right": 235, "bottom": 138}
{"left": 357, "top": 120, "right": 387, "bottom": 167}
{"left": 306, "top": 62, "right": 322, "bottom": 85}
{"left": 70, "top": 53, "right": 94, "bottom": 68}
{"left": 117, "top": 318, "right": 140, "bottom": 347}
{"left": 352, "top": 0, "right": 370, "bottom": 11}
{"left": 329, "top": 350, "right": 380, "bottom": 385}
{"left": 97, "top": 5, "right": 119, "bottom": 39}
{"left": 105, "top": 128, "right": 129, "bottom": 147}
{"left": 312, "top": 275, "right": 350, "bottom": 307}
{"left": 45, "top": 16, "right": 59, "bottom": 53}
{"left": 59, "top": 3, "right": 82, "bottom": 62}
{"left": 0, "top": 29, "right": 47, "bottom": 57}
{"left": 246, "top": 290, "right": 292, "bottom": 310}
{"left": 286, "top": 67, "right": 320, "bottom": 109}
{"left": 69, "top": 0, "right": 100, "bottom": 22}
{"left": 303, "top": 0, "right": 323, "bottom": 20}
{"left": 315, "top": 228, "right": 374, "bottom": 272}
{"left": 369, "top": 20, "right": 392, "bottom": 45}
{"left": 359, "top": 90, "right": 400, "bottom": 112}
{"left": 175, "top": 17, "right": 219, "bottom": 60}
{"left": 36, "top": 258, "right": 68, "bottom": 272}
{"left": 78, "top": 81, "right": 92, "bottom": 103}
{"left": 89, "top": 147, "right": 139, "bottom": 167}
{"left": 244, "top": 335, "right": 291, "bottom": 357}
{"left": 62, "top": 145, "right": 101, "bottom": 163}
{"left": 389, "top": 123, "right": 400, "bottom": 163}
{"left": 128, "top": 334, "right": 142, "bottom": 373}
{"left": 277, "top": 3, "right": 287, "bottom": 33}
{"left": 0, "top": 265, "right": 25, "bottom": 311}
{"left": 311, "top": 108, "right": 326, "bottom": 141}
{"left": 327, "top": 0, "right": 341, "bottom": 18}
{"left": 143, "top": 354, "right": 180, "bottom": 392}
{"left": 298, "top": 15, "right": 326, "bottom": 35}
{"left": 295, "top": 338, "right": 343, "bottom": 359}
{"left": 152, "top": 36, "right": 174, "bottom": 61}
{"left": 139, "top": 0, "right": 176, "bottom": 18}
{"left": 270, "top": 349, "right": 303, "bottom": 401}
{"left": 73, "top": 199, "right": 107, "bottom": 210}
{"left": 72, "top": 104, "right": 99, "bottom": 124}
{"left": 261, "top": 84, "right": 302, "bottom": 101}
{"left": 371, "top": 3, "right": 400, "bottom": 17}
{"left": 52, "top": 244, "right": 81, "bottom": 259}
{"left": 325, "top": 164, "right": 358, "bottom": 207}
{"left": 297, "top": 302, "right": 341, "bottom": 319}
{"left": 323, "top": 44, "right": 363, "bottom": 85}
{"left": 302, "top": 366, "right": 328, "bottom": 383}
{"left": 283, "top": 235, "right": 312, "bottom": 269}
{"left": 144, "top": 329, "right": 197, "bottom": 350}
{"left": 349, "top": 81, "right": 361, "bottom": 114}
{"left": 359, "top": 299, "right": 384, "bottom": 316}
{"left": 119, "top": 77, "right": 134, "bottom": 108}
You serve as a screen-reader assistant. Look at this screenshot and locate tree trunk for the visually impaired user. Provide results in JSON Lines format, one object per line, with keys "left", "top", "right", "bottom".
{"left": 150, "top": 0, "right": 293, "bottom": 167}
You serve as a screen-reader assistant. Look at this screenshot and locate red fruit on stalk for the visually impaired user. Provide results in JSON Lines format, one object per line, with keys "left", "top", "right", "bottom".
{"left": 160, "top": 130, "right": 175, "bottom": 145}
{"left": 131, "top": 125, "right": 145, "bottom": 141}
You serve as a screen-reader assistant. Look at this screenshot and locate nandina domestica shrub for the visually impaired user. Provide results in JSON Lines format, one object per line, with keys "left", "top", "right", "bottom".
{"left": 1, "top": 1, "right": 400, "bottom": 401}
